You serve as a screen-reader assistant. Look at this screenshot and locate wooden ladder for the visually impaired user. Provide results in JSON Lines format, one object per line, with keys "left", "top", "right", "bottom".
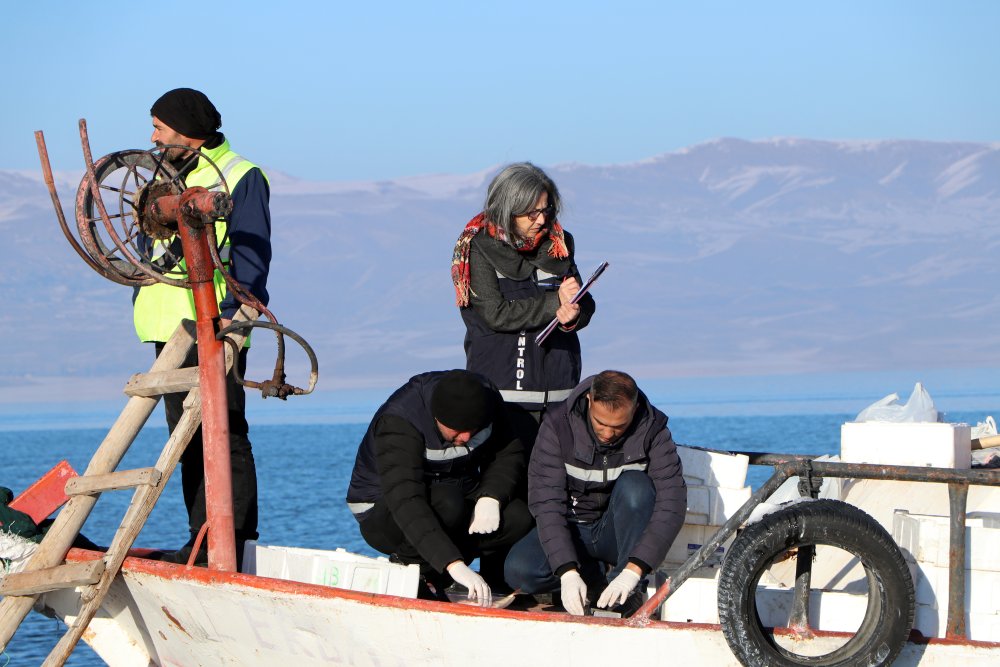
{"left": 0, "top": 307, "right": 254, "bottom": 666}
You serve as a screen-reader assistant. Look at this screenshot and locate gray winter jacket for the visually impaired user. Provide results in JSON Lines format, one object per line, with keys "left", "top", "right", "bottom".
{"left": 527, "top": 377, "right": 687, "bottom": 574}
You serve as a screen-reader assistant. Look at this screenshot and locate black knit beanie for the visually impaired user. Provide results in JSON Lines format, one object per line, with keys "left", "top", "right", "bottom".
{"left": 431, "top": 370, "right": 494, "bottom": 431}
{"left": 150, "top": 88, "right": 222, "bottom": 140}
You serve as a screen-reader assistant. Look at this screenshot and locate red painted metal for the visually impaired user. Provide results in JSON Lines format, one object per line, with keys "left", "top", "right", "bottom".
{"left": 9, "top": 460, "right": 78, "bottom": 525}
{"left": 34, "top": 132, "right": 114, "bottom": 282}
{"left": 187, "top": 522, "right": 210, "bottom": 568}
{"left": 165, "top": 186, "right": 238, "bottom": 573}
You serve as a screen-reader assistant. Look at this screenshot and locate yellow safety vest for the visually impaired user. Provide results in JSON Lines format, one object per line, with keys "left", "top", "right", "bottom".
{"left": 132, "top": 139, "right": 266, "bottom": 343}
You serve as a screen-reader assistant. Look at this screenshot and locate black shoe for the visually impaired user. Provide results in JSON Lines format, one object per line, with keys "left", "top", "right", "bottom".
{"left": 150, "top": 536, "right": 250, "bottom": 569}
{"left": 157, "top": 543, "right": 208, "bottom": 567}
{"left": 416, "top": 576, "right": 452, "bottom": 602}
{"left": 150, "top": 536, "right": 207, "bottom": 567}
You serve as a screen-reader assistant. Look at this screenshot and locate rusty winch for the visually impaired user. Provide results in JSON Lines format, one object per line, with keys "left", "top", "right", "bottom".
{"left": 36, "top": 120, "right": 318, "bottom": 399}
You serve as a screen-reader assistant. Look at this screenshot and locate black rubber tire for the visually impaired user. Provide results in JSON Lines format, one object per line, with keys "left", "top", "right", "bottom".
{"left": 717, "top": 499, "right": 914, "bottom": 667}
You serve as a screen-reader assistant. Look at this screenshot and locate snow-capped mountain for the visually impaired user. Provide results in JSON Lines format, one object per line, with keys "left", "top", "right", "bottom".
{"left": 2, "top": 137, "right": 998, "bottom": 401}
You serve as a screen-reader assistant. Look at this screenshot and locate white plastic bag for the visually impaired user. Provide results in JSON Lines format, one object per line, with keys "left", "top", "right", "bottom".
{"left": 971, "top": 415, "right": 997, "bottom": 439}
{"left": 854, "top": 382, "right": 940, "bottom": 423}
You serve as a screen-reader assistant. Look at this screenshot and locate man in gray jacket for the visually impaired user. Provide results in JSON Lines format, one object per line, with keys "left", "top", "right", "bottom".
{"left": 504, "top": 370, "right": 686, "bottom": 617}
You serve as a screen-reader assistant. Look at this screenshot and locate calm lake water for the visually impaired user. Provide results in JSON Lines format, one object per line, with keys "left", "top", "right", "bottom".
{"left": 1, "top": 371, "right": 996, "bottom": 665}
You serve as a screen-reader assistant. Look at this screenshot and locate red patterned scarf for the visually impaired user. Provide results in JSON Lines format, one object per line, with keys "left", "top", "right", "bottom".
{"left": 451, "top": 213, "right": 569, "bottom": 307}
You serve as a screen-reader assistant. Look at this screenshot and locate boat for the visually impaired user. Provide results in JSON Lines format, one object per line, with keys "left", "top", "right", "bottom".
{"left": 9, "top": 439, "right": 1000, "bottom": 666}
{"left": 1, "top": 123, "right": 999, "bottom": 666}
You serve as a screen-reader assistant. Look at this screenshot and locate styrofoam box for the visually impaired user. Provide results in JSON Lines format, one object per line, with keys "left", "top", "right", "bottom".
{"left": 659, "top": 523, "right": 735, "bottom": 568}
{"left": 658, "top": 568, "right": 722, "bottom": 624}
{"left": 907, "top": 561, "right": 1000, "bottom": 615}
{"left": 248, "top": 544, "right": 419, "bottom": 598}
{"left": 754, "top": 585, "right": 871, "bottom": 633}
{"left": 676, "top": 446, "right": 749, "bottom": 489}
{"left": 657, "top": 575, "right": 871, "bottom": 632}
{"left": 840, "top": 422, "right": 971, "bottom": 469}
{"left": 914, "top": 603, "right": 1000, "bottom": 641}
{"left": 685, "top": 484, "right": 752, "bottom": 526}
{"left": 892, "top": 510, "right": 1000, "bottom": 571}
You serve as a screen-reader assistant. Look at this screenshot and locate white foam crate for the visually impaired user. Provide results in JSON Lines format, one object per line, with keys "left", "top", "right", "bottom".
{"left": 685, "top": 484, "right": 752, "bottom": 526}
{"left": 841, "top": 422, "right": 971, "bottom": 469}
{"left": 660, "top": 524, "right": 735, "bottom": 568}
{"left": 755, "top": 586, "right": 870, "bottom": 633}
{"left": 657, "top": 575, "right": 870, "bottom": 631}
{"left": 892, "top": 510, "right": 1000, "bottom": 571}
{"left": 676, "top": 446, "right": 749, "bottom": 489}
{"left": 658, "top": 568, "right": 722, "bottom": 624}
{"left": 908, "top": 562, "right": 1000, "bottom": 615}
{"left": 248, "top": 544, "right": 419, "bottom": 598}
{"left": 914, "top": 603, "right": 1000, "bottom": 641}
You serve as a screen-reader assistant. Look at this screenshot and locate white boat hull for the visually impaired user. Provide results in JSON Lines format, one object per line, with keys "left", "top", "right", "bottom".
{"left": 29, "top": 550, "right": 1000, "bottom": 667}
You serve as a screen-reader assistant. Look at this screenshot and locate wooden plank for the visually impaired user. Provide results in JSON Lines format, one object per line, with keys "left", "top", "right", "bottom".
{"left": 64, "top": 468, "right": 162, "bottom": 496}
{"left": 972, "top": 434, "right": 1000, "bottom": 450}
{"left": 123, "top": 367, "right": 200, "bottom": 397}
{"left": 43, "top": 390, "right": 206, "bottom": 665}
{"left": 0, "top": 318, "right": 198, "bottom": 651}
{"left": 10, "top": 461, "right": 78, "bottom": 525}
{"left": 41, "top": 306, "right": 258, "bottom": 666}
{"left": 0, "top": 560, "right": 104, "bottom": 597}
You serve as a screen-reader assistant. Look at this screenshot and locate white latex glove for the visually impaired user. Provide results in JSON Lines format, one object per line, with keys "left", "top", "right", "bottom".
{"left": 596, "top": 568, "right": 641, "bottom": 609}
{"left": 559, "top": 570, "right": 588, "bottom": 616}
{"left": 446, "top": 561, "right": 492, "bottom": 607}
{"left": 468, "top": 497, "right": 501, "bottom": 534}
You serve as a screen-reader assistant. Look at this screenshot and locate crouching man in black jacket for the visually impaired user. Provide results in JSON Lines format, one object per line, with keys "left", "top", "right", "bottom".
{"left": 504, "top": 370, "right": 687, "bottom": 617}
{"left": 347, "top": 370, "right": 532, "bottom": 606}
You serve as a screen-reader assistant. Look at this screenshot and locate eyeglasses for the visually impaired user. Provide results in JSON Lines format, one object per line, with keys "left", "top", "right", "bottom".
{"left": 519, "top": 204, "right": 556, "bottom": 222}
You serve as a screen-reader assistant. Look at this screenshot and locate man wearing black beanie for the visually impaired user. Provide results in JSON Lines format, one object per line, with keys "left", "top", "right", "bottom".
{"left": 346, "top": 370, "right": 533, "bottom": 606}
{"left": 137, "top": 88, "right": 273, "bottom": 567}
{"left": 151, "top": 88, "right": 221, "bottom": 143}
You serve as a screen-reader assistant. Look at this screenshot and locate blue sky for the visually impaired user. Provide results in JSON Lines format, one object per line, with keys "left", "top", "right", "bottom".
{"left": 3, "top": 1, "right": 997, "bottom": 181}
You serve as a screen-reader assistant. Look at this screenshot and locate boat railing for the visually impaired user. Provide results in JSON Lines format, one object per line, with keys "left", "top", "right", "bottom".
{"left": 637, "top": 450, "right": 1000, "bottom": 641}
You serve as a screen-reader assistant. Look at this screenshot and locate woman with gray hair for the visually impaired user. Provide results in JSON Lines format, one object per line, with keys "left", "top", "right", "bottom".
{"left": 451, "top": 162, "right": 596, "bottom": 449}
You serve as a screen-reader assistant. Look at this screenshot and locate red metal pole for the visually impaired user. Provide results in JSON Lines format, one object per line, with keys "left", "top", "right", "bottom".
{"left": 169, "top": 188, "right": 237, "bottom": 572}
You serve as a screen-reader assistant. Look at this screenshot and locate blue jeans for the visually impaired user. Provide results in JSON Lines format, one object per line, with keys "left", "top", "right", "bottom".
{"left": 505, "top": 470, "right": 655, "bottom": 593}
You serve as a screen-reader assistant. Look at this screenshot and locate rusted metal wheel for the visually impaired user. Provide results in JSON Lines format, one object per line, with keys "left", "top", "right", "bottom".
{"left": 74, "top": 146, "right": 229, "bottom": 288}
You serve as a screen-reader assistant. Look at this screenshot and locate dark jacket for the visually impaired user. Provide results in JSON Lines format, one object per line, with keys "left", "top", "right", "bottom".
{"left": 346, "top": 371, "right": 525, "bottom": 571}
{"left": 528, "top": 377, "right": 686, "bottom": 574}
{"left": 218, "top": 166, "right": 271, "bottom": 318}
{"left": 462, "top": 231, "right": 595, "bottom": 411}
